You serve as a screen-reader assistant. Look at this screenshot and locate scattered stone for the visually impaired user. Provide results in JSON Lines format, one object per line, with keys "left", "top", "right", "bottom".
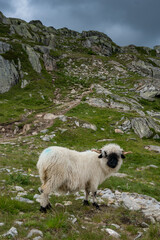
{"left": 105, "top": 228, "right": 120, "bottom": 238}
{"left": 71, "top": 89, "right": 76, "bottom": 94}
{"left": 27, "top": 229, "right": 43, "bottom": 238}
{"left": 33, "top": 194, "right": 41, "bottom": 202}
{"left": 0, "top": 223, "right": 4, "bottom": 227}
{"left": 112, "top": 173, "right": 128, "bottom": 178}
{"left": 33, "top": 236, "right": 42, "bottom": 240}
{"left": 86, "top": 97, "right": 109, "bottom": 108}
{"left": 43, "top": 113, "right": 57, "bottom": 120}
{"left": 153, "top": 134, "right": 160, "bottom": 140}
{"left": 15, "top": 186, "right": 24, "bottom": 192}
{"left": 32, "top": 131, "right": 38, "bottom": 136}
{"left": 99, "top": 188, "right": 160, "bottom": 222}
{"left": 17, "top": 191, "right": 27, "bottom": 197}
{"left": 136, "top": 165, "right": 158, "bottom": 171}
{"left": 111, "top": 223, "right": 120, "bottom": 229}
{"left": 58, "top": 115, "right": 67, "bottom": 122}
{"left": 134, "top": 232, "right": 143, "bottom": 240}
{"left": 13, "top": 197, "right": 34, "bottom": 204}
{"left": 69, "top": 215, "right": 77, "bottom": 224}
{"left": 115, "top": 129, "right": 124, "bottom": 134}
{"left": 14, "top": 221, "right": 23, "bottom": 226}
{"left": 21, "top": 79, "right": 29, "bottom": 88}
{"left": 22, "top": 124, "right": 31, "bottom": 134}
{"left": 2, "top": 227, "right": 18, "bottom": 238}
{"left": 75, "top": 121, "right": 80, "bottom": 127}
{"left": 55, "top": 203, "right": 64, "bottom": 208}
{"left": 145, "top": 145, "right": 160, "bottom": 153}
{"left": 131, "top": 118, "right": 153, "bottom": 138}
{"left": 82, "top": 123, "right": 97, "bottom": 131}
{"left": 63, "top": 201, "right": 72, "bottom": 206}
{"left": 40, "top": 134, "right": 55, "bottom": 141}
{"left": 40, "top": 129, "right": 49, "bottom": 134}
{"left": 110, "top": 101, "right": 130, "bottom": 111}
{"left": 97, "top": 139, "right": 115, "bottom": 142}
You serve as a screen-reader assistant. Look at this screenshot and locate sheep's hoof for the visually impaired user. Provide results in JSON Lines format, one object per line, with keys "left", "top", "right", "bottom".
{"left": 93, "top": 202, "right": 100, "bottom": 209}
{"left": 46, "top": 203, "right": 52, "bottom": 209}
{"left": 40, "top": 206, "right": 47, "bottom": 213}
{"left": 83, "top": 200, "right": 90, "bottom": 206}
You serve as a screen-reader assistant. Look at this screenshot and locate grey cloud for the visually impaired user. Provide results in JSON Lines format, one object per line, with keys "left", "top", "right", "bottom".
{"left": 0, "top": 0, "right": 160, "bottom": 47}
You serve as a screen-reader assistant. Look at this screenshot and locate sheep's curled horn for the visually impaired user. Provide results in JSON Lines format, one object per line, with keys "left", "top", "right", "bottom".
{"left": 91, "top": 149, "right": 132, "bottom": 157}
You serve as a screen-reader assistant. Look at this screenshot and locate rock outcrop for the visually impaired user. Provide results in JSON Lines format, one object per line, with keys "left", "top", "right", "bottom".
{"left": 0, "top": 55, "right": 19, "bottom": 93}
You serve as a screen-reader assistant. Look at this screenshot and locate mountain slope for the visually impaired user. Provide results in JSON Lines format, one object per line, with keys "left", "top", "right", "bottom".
{"left": 0, "top": 11, "right": 160, "bottom": 240}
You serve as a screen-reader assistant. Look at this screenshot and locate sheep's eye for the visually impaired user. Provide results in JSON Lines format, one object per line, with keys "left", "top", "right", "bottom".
{"left": 104, "top": 151, "right": 108, "bottom": 158}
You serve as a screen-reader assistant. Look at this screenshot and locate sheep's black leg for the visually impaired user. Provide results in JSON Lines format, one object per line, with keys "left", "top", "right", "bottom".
{"left": 92, "top": 192, "right": 100, "bottom": 209}
{"left": 83, "top": 186, "right": 90, "bottom": 206}
{"left": 40, "top": 206, "right": 47, "bottom": 213}
{"left": 83, "top": 200, "right": 90, "bottom": 206}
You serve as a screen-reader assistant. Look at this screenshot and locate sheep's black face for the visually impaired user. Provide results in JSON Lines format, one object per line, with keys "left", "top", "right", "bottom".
{"left": 107, "top": 153, "right": 119, "bottom": 168}
{"left": 98, "top": 151, "right": 121, "bottom": 168}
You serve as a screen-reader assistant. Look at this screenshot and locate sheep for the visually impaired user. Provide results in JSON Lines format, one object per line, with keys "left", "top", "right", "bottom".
{"left": 37, "top": 143, "right": 128, "bottom": 212}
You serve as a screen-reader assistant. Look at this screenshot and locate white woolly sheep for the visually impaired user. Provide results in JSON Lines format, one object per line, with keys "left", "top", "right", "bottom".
{"left": 37, "top": 143, "right": 127, "bottom": 212}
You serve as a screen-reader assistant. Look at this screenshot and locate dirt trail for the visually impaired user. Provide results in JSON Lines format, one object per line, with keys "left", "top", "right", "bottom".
{"left": 0, "top": 88, "right": 93, "bottom": 143}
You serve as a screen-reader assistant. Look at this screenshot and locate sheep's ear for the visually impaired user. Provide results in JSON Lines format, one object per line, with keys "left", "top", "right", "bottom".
{"left": 98, "top": 153, "right": 103, "bottom": 158}
{"left": 121, "top": 154, "right": 125, "bottom": 159}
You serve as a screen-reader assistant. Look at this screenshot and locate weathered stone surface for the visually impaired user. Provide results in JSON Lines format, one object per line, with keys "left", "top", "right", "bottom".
{"left": 10, "top": 20, "right": 33, "bottom": 39}
{"left": 43, "top": 113, "right": 57, "bottom": 120}
{"left": 130, "top": 60, "right": 160, "bottom": 78}
{"left": 0, "top": 55, "right": 19, "bottom": 93}
{"left": 94, "top": 84, "right": 112, "bottom": 95}
{"left": 21, "top": 79, "right": 29, "bottom": 88}
{"left": 0, "top": 41, "right": 10, "bottom": 53}
{"left": 23, "top": 45, "right": 42, "bottom": 73}
{"left": 2, "top": 227, "right": 18, "bottom": 238}
{"left": 131, "top": 118, "right": 153, "bottom": 138}
{"left": 27, "top": 229, "right": 43, "bottom": 238}
{"left": 145, "top": 145, "right": 160, "bottom": 153}
{"left": 110, "top": 101, "right": 130, "bottom": 111}
{"left": 43, "top": 53, "right": 56, "bottom": 71}
{"left": 0, "top": 11, "right": 10, "bottom": 24}
{"left": 82, "top": 123, "right": 97, "bottom": 131}
{"left": 99, "top": 188, "right": 160, "bottom": 222}
{"left": 86, "top": 98, "right": 109, "bottom": 108}
{"left": 105, "top": 228, "right": 120, "bottom": 238}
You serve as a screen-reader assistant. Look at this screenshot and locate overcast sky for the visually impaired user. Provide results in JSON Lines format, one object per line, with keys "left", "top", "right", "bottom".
{"left": 1, "top": 0, "right": 160, "bottom": 48}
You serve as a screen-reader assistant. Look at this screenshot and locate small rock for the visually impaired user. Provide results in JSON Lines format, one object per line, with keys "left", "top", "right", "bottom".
{"left": 82, "top": 123, "right": 97, "bottom": 131}
{"left": 115, "top": 129, "right": 124, "bottom": 134}
{"left": 134, "top": 232, "right": 143, "bottom": 240}
{"left": 111, "top": 223, "right": 121, "bottom": 229}
{"left": 58, "top": 115, "right": 67, "bottom": 122}
{"left": 63, "top": 201, "right": 72, "bottom": 206}
{"left": 105, "top": 228, "right": 120, "bottom": 238}
{"left": 112, "top": 173, "right": 128, "bottom": 178}
{"left": 32, "top": 131, "right": 38, "bottom": 136}
{"left": 145, "top": 145, "right": 160, "bottom": 153}
{"left": 3, "top": 227, "right": 18, "bottom": 238}
{"left": 14, "top": 221, "right": 23, "bottom": 226}
{"left": 13, "top": 197, "right": 34, "bottom": 204}
{"left": 21, "top": 79, "right": 29, "bottom": 88}
{"left": 55, "top": 203, "right": 64, "bottom": 208}
{"left": 40, "top": 129, "right": 48, "bottom": 134}
{"left": 43, "top": 113, "right": 57, "bottom": 120}
{"left": 15, "top": 186, "right": 24, "bottom": 192}
{"left": 71, "top": 89, "right": 76, "bottom": 94}
{"left": 33, "top": 237, "right": 42, "bottom": 240}
{"left": 0, "top": 223, "right": 4, "bottom": 227}
{"left": 27, "top": 229, "right": 43, "bottom": 238}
